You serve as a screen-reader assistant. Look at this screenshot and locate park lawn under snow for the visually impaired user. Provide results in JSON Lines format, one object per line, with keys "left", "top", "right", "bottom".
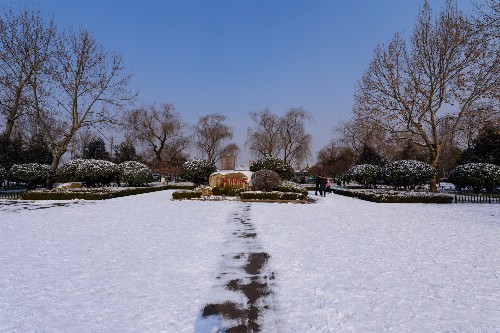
{"left": 0, "top": 190, "right": 499, "bottom": 332}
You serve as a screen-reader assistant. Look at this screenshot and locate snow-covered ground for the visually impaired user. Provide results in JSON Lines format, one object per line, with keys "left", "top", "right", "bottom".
{"left": 0, "top": 191, "right": 498, "bottom": 332}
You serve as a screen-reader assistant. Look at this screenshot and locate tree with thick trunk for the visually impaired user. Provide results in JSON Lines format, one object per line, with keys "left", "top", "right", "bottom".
{"left": 353, "top": 0, "right": 499, "bottom": 192}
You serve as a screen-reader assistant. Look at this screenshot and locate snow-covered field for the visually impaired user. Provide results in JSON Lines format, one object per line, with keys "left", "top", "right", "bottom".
{"left": 0, "top": 190, "right": 498, "bottom": 332}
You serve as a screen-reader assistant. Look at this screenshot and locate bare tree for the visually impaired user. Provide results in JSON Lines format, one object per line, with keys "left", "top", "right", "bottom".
{"left": 123, "top": 103, "right": 190, "bottom": 174}
{"left": 29, "top": 27, "right": 134, "bottom": 170}
{"left": 193, "top": 113, "right": 239, "bottom": 165}
{"left": 0, "top": 6, "right": 55, "bottom": 139}
{"left": 246, "top": 108, "right": 282, "bottom": 158}
{"left": 353, "top": 0, "right": 499, "bottom": 191}
{"left": 314, "top": 140, "right": 356, "bottom": 178}
{"left": 246, "top": 107, "right": 313, "bottom": 168}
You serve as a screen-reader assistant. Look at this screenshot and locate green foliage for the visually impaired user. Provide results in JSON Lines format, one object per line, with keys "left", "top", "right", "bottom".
{"left": 0, "top": 166, "right": 6, "bottom": 181}
{"left": 382, "top": 160, "right": 436, "bottom": 189}
{"left": 275, "top": 180, "right": 308, "bottom": 195}
{"left": 83, "top": 137, "right": 110, "bottom": 160}
{"left": 0, "top": 136, "right": 23, "bottom": 170}
{"left": 180, "top": 158, "right": 216, "bottom": 185}
{"left": 448, "top": 163, "right": 500, "bottom": 193}
{"left": 249, "top": 157, "right": 295, "bottom": 180}
{"left": 211, "top": 186, "right": 244, "bottom": 196}
{"left": 251, "top": 169, "right": 281, "bottom": 192}
{"left": 356, "top": 145, "right": 385, "bottom": 166}
{"left": 113, "top": 141, "right": 140, "bottom": 164}
{"left": 240, "top": 191, "right": 307, "bottom": 201}
{"left": 456, "top": 125, "right": 500, "bottom": 166}
{"left": 171, "top": 190, "right": 202, "bottom": 200}
{"left": 346, "top": 164, "right": 381, "bottom": 188}
{"left": 9, "top": 163, "right": 53, "bottom": 189}
{"left": 58, "top": 159, "right": 84, "bottom": 182}
{"left": 23, "top": 133, "right": 53, "bottom": 165}
{"left": 76, "top": 159, "right": 119, "bottom": 187}
{"left": 330, "top": 187, "right": 453, "bottom": 204}
{"left": 119, "top": 161, "right": 153, "bottom": 186}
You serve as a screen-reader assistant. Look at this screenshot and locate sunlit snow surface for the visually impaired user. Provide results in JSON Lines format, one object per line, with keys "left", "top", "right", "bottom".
{"left": 0, "top": 190, "right": 498, "bottom": 332}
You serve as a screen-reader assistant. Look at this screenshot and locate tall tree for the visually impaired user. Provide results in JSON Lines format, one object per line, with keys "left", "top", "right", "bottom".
{"left": 247, "top": 107, "right": 313, "bottom": 168}
{"left": 123, "top": 103, "right": 190, "bottom": 173}
{"left": 0, "top": 6, "right": 55, "bottom": 140}
{"left": 353, "top": 0, "right": 499, "bottom": 191}
{"left": 113, "top": 141, "right": 140, "bottom": 164}
{"left": 194, "top": 113, "right": 239, "bottom": 165}
{"left": 82, "top": 136, "right": 110, "bottom": 160}
{"left": 29, "top": 27, "right": 134, "bottom": 171}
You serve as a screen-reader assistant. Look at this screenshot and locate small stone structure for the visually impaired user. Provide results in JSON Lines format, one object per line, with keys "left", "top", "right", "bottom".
{"left": 209, "top": 171, "right": 251, "bottom": 191}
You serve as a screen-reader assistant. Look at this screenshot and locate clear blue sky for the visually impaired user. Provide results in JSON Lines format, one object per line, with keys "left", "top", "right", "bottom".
{"left": 3, "top": 0, "right": 479, "bottom": 165}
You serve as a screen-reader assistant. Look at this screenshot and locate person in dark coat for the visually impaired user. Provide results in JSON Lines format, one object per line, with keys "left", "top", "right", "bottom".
{"left": 315, "top": 174, "right": 321, "bottom": 195}
{"left": 319, "top": 176, "right": 327, "bottom": 196}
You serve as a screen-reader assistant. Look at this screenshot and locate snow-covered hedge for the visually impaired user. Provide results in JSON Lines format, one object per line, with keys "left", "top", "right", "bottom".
{"left": 249, "top": 157, "right": 295, "bottom": 180}
{"left": 346, "top": 164, "right": 381, "bottom": 188}
{"left": 10, "top": 163, "right": 53, "bottom": 189}
{"left": 251, "top": 169, "right": 281, "bottom": 192}
{"left": 119, "top": 161, "right": 153, "bottom": 186}
{"left": 275, "top": 180, "right": 308, "bottom": 195}
{"left": 74, "top": 159, "right": 119, "bottom": 187}
{"left": 58, "top": 159, "right": 85, "bottom": 181}
{"left": 448, "top": 163, "right": 500, "bottom": 193}
{"left": 240, "top": 191, "right": 307, "bottom": 201}
{"left": 331, "top": 187, "right": 453, "bottom": 204}
{"left": 180, "top": 159, "right": 217, "bottom": 185}
{"left": 171, "top": 190, "right": 202, "bottom": 200}
{"left": 382, "top": 160, "right": 436, "bottom": 189}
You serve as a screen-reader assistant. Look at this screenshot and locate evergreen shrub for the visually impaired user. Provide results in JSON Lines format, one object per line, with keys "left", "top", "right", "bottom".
{"left": 10, "top": 163, "right": 53, "bottom": 189}
{"left": 382, "top": 160, "right": 436, "bottom": 189}
{"left": 251, "top": 169, "right": 281, "bottom": 192}
{"left": 171, "top": 190, "right": 202, "bottom": 200}
{"left": 180, "top": 159, "right": 216, "bottom": 185}
{"left": 249, "top": 157, "right": 295, "bottom": 180}
{"left": 119, "top": 161, "right": 153, "bottom": 186}
{"left": 346, "top": 164, "right": 381, "bottom": 188}
{"left": 211, "top": 186, "right": 244, "bottom": 196}
{"left": 240, "top": 191, "right": 306, "bottom": 201}
{"left": 74, "top": 159, "right": 119, "bottom": 187}
{"left": 448, "top": 163, "right": 500, "bottom": 193}
{"left": 275, "top": 180, "right": 308, "bottom": 195}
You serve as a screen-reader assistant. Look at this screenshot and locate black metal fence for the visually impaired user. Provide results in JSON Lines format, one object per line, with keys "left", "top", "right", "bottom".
{"left": 454, "top": 194, "right": 500, "bottom": 204}
{"left": 0, "top": 190, "right": 25, "bottom": 200}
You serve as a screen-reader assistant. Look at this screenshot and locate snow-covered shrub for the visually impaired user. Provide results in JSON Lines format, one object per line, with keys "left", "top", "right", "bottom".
{"left": 211, "top": 186, "right": 244, "bottom": 196}
{"left": 75, "top": 159, "right": 119, "bottom": 187}
{"left": 251, "top": 169, "right": 281, "bottom": 192}
{"left": 382, "top": 160, "right": 436, "bottom": 189}
{"left": 58, "top": 159, "right": 85, "bottom": 181}
{"left": 119, "top": 161, "right": 153, "bottom": 186}
{"left": 180, "top": 158, "right": 216, "bottom": 185}
{"left": 249, "top": 157, "right": 295, "bottom": 180}
{"left": 171, "top": 190, "right": 202, "bottom": 200}
{"left": 448, "top": 163, "right": 500, "bottom": 193}
{"left": 240, "top": 191, "right": 307, "bottom": 201}
{"left": 9, "top": 163, "right": 53, "bottom": 189}
{"left": 275, "top": 180, "right": 308, "bottom": 195}
{"left": 346, "top": 164, "right": 381, "bottom": 188}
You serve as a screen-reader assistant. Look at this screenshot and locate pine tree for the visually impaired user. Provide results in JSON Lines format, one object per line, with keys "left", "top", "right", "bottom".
{"left": 82, "top": 137, "right": 110, "bottom": 160}
{"left": 356, "top": 144, "right": 385, "bottom": 166}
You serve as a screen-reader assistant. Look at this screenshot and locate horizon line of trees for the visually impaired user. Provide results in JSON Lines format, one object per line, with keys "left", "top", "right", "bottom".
{"left": 1, "top": 1, "right": 498, "bottom": 192}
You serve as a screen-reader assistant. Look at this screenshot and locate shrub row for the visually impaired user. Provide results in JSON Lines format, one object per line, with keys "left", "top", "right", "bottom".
{"left": 171, "top": 190, "right": 202, "bottom": 200}
{"left": 240, "top": 191, "right": 307, "bottom": 201}
{"left": 21, "top": 185, "right": 169, "bottom": 200}
{"left": 346, "top": 160, "right": 436, "bottom": 189}
{"left": 330, "top": 188, "right": 453, "bottom": 204}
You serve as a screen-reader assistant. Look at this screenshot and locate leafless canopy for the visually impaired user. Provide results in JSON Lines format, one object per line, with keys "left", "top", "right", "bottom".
{"left": 353, "top": 0, "right": 499, "bottom": 190}
{"left": 246, "top": 107, "right": 313, "bottom": 168}
{"left": 193, "top": 113, "right": 239, "bottom": 165}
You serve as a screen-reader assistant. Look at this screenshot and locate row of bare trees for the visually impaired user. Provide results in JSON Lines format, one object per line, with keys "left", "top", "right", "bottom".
{"left": 0, "top": 6, "right": 134, "bottom": 172}
{"left": 314, "top": 0, "right": 499, "bottom": 191}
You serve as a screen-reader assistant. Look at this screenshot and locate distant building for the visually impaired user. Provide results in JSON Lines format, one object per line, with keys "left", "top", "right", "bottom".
{"left": 220, "top": 155, "right": 236, "bottom": 170}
